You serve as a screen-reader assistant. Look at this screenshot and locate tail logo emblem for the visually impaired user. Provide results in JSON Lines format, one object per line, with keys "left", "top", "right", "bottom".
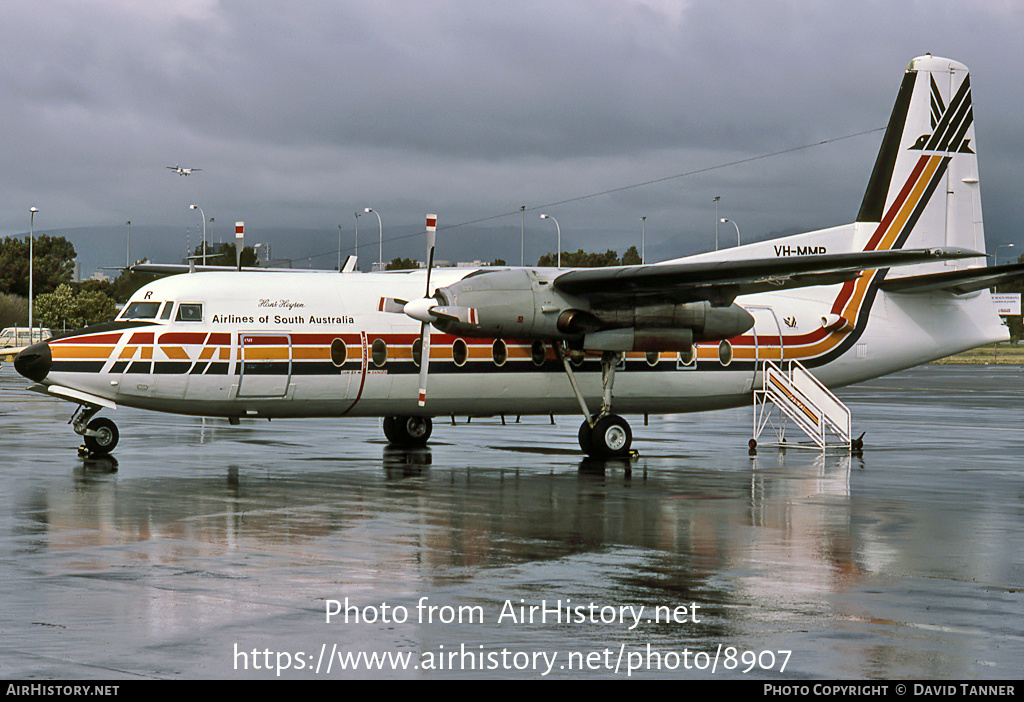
{"left": 909, "top": 75, "right": 974, "bottom": 155}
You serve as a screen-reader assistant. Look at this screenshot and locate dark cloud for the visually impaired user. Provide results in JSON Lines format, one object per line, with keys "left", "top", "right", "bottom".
{"left": 2, "top": 1, "right": 1022, "bottom": 276}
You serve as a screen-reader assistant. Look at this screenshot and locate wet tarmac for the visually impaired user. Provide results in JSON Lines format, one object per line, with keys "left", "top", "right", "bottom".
{"left": 1, "top": 363, "right": 1021, "bottom": 680}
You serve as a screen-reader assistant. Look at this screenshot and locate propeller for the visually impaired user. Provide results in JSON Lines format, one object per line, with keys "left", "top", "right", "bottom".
{"left": 375, "top": 214, "right": 480, "bottom": 406}
{"left": 416, "top": 214, "right": 438, "bottom": 406}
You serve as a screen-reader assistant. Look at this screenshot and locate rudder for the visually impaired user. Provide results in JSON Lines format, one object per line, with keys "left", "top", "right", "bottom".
{"left": 856, "top": 55, "right": 984, "bottom": 263}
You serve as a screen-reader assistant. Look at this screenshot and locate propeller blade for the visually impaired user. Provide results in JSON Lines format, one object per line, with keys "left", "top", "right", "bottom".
{"left": 430, "top": 305, "right": 479, "bottom": 325}
{"left": 378, "top": 297, "right": 408, "bottom": 314}
{"left": 418, "top": 214, "right": 438, "bottom": 407}
{"left": 417, "top": 323, "right": 430, "bottom": 406}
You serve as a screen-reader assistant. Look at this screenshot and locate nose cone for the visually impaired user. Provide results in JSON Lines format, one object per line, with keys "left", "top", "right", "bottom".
{"left": 14, "top": 341, "right": 51, "bottom": 382}
{"left": 403, "top": 297, "right": 437, "bottom": 324}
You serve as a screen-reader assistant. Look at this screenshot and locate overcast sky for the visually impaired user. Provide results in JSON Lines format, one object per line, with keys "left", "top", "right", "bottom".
{"left": 3, "top": 1, "right": 1022, "bottom": 275}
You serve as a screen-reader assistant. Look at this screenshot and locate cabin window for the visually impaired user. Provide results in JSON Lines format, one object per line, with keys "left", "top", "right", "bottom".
{"left": 330, "top": 338, "right": 347, "bottom": 368}
{"left": 120, "top": 301, "right": 161, "bottom": 319}
{"left": 645, "top": 350, "right": 660, "bottom": 367}
{"left": 371, "top": 338, "right": 388, "bottom": 367}
{"left": 452, "top": 338, "right": 468, "bottom": 367}
{"left": 531, "top": 340, "right": 546, "bottom": 367}
{"left": 491, "top": 339, "right": 507, "bottom": 367}
{"left": 175, "top": 303, "right": 203, "bottom": 322}
{"left": 718, "top": 340, "right": 733, "bottom": 366}
{"left": 678, "top": 344, "right": 696, "bottom": 366}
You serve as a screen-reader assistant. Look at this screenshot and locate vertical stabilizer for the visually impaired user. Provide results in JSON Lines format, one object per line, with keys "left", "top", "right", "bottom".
{"left": 856, "top": 56, "right": 984, "bottom": 263}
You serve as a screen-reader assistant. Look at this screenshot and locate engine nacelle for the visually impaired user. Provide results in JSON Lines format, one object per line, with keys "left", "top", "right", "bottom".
{"left": 588, "top": 301, "right": 754, "bottom": 343}
{"left": 432, "top": 269, "right": 755, "bottom": 344}
{"left": 583, "top": 327, "right": 695, "bottom": 352}
{"left": 433, "top": 269, "right": 584, "bottom": 339}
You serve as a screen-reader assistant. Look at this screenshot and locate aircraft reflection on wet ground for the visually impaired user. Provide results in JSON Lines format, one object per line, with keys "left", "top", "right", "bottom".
{"left": 0, "top": 363, "right": 1021, "bottom": 679}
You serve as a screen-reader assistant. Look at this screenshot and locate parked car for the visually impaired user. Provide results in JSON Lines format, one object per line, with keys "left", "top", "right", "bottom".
{"left": 0, "top": 327, "right": 52, "bottom": 349}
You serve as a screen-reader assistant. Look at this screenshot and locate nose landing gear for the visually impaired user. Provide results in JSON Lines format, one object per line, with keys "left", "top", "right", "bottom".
{"left": 71, "top": 405, "right": 120, "bottom": 456}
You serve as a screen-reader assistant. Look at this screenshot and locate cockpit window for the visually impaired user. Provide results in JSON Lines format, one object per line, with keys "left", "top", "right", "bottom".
{"left": 120, "top": 301, "right": 162, "bottom": 319}
{"left": 160, "top": 301, "right": 174, "bottom": 320}
{"left": 175, "top": 303, "right": 203, "bottom": 322}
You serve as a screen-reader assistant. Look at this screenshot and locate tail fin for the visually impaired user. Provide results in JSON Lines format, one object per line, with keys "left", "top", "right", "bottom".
{"left": 856, "top": 55, "right": 984, "bottom": 262}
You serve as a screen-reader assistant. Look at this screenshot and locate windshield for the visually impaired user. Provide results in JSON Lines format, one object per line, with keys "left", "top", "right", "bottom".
{"left": 120, "top": 301, "right": 162, "bottom": 319}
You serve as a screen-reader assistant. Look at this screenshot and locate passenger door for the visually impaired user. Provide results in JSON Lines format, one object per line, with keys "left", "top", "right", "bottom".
{"left": 237, "top": 333, "right": 292, "bottom": 397}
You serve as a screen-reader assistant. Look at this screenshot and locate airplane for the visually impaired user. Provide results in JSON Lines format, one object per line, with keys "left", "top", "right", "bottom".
{"left": 167, "top": 164, "right": 201, "bottom": 176}
{"left": 13, "top": 55, "right": 1024, "bottom": 460}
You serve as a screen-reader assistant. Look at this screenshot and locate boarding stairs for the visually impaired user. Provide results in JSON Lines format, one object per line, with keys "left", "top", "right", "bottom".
{"left": 752, "top": 360, "right": 852, "bottom": 451}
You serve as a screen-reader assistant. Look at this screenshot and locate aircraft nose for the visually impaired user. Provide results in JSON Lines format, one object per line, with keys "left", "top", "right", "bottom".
{"left": 14, "top": 340, "right": 52, "bottom": 382}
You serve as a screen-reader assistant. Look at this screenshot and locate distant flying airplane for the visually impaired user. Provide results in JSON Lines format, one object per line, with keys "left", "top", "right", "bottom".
{"left": 167, "top": 164, "right": 201, "bottom": 176}
{"left": 13, "top": 56, "right": 1024, "bottom": 460}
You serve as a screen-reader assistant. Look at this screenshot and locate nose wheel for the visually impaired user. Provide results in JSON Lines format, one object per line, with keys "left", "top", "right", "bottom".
{"left": 71, "top": 405, "right": 120, "bottom": 456}
{"left": 82, "top": 417, "right": 119, "bottom": 455}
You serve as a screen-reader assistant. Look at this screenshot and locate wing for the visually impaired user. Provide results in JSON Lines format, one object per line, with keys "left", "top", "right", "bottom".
{"left": 552, "top": 247, "right": 982, "bottom": 306}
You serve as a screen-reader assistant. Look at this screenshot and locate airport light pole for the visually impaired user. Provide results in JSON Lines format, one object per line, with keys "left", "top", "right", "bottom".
{"left": 520, "top": 205, "right": 526, "bottom": 267}
{"left": 125, "top": 220, "right": 131, "bottom": 268}
{"left": 28, "top": 207, "right": 38, "bottom": 343}
{"left": 353, "top": 212, "right": 361, "bottom": 271}
{"left": 721, "top": 218, "right": 740, "bottom": 247}
{"left": 365, "top": 207, "right": 382, "bottom": 271}
{"left": 189, "top": 204, "right": 206, "bottom": 263}
{"left": 539, "top": 214, "right": 561, "bottom": 268}
{"left": 713, "top": 196, "right": 720, "bottom": 251}
{"left": 640, "top": 216, "right": 646, "bottom": 264}
{"left": 337, "top": 225, "right": 343, "bottom": 271}
{"left": 997, "top": 243, "right": 1015, "bottom": 266}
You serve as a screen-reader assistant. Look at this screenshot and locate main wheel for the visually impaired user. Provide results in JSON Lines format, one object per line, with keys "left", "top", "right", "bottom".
{"left": 588, "top": 414, "right": 632, "bottom": 458}
{"left": 577, "top": 419, "right": 594, "bottom": 454}
{"left": 83, "top": 417, "right": 119, "bottom": 455}
{"left": 382, "top": 416, "right": 433, "bottom": 446}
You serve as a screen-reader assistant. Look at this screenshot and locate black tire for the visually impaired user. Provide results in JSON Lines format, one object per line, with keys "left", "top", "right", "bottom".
{"left": 589, "top": 414, "right": 631, "bottom": 458}
{"left": 577, "top": 419, "right": 594, "bottom": 455}
{"left": 83, "top": 417, "right": 119, "bottom": 455}
{"left": 383, "top": 416, "right": 433, "bottom": 446}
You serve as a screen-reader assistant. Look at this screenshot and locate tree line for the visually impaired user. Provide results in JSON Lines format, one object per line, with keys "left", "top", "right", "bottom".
{"left": 0, "top": 234, "right": 159, "bottom": 332}
{"left": 3, "top": 237, "right": 648, "bottom": 333}
{"left": 385, "top": 245, "right": 642, "bottom": 270}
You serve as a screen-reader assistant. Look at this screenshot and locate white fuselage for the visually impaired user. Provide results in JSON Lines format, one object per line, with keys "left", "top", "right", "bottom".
{"left": 37, "top": 263, "right": 1007, "bottom": 421}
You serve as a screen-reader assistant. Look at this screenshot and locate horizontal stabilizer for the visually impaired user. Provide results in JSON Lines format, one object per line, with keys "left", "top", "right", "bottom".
{"left": 880, "top": 262, "right": 1024, "bottom": 295}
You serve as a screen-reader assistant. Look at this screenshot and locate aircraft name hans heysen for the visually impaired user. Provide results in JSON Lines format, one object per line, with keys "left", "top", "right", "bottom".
{"left": 259, "top": 299, "right": 305, "bottom": 310}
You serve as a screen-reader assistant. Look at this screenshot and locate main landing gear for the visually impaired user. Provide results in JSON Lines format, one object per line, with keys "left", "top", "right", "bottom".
{"left": 559, "top": 344, "right": 633, "bottom": 459}
{"left": 72, "top": 405, "right": 120, "bottom": 456}
{"left": 383, "top": 415, "right": 433, "bottom": 446}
